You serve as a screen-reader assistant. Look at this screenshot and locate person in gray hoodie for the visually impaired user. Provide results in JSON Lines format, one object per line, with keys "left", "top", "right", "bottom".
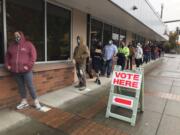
{"left": 135, "top": 43, "right": 143, "bottom": 68}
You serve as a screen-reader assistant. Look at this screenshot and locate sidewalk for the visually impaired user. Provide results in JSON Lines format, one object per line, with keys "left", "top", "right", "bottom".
{"left": 2, "top": 55, "right": 180, "bottom": 135}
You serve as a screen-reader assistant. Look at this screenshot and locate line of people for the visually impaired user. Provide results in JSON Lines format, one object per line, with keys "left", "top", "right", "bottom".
{"left": 87, "top": 40, "right": 163, "bottom": 87}
{"left": 4, "top": 31, "right": 163, "bottom": 111}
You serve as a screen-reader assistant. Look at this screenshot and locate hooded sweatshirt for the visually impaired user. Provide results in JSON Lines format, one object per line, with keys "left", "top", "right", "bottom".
{"left": 135, "top": 45, "right": 143, "bottom": 59}
{"left": 73, "top": 36, "right": 90, "bottom": 65}
{"left": 5, "top": 32, "right": 37, "bottom": 73}
{"left": 118, "top": 46, "right": 129, "bottom": 58}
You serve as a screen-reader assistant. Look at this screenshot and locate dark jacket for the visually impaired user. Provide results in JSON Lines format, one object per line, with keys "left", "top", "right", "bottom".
{"left": 5, "top": 32, "right": 37, "bottom": 73}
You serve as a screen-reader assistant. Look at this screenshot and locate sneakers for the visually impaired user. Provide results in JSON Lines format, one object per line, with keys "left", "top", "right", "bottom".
{"left": 34, "top": 99, "right": 42, "bottom": 110}
{"left": 16, "top": 100, "right": 29, "bottom": 110}
{"left": 16, "top": 99, "right": 42, "bottom": 110}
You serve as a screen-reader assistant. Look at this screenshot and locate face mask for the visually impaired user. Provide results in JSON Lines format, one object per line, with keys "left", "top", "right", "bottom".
{"left": 15, "top": 37, "right": 21, "bottom": 43}
{"left": 109, "top": 41, "right": 112, "bottom": 45}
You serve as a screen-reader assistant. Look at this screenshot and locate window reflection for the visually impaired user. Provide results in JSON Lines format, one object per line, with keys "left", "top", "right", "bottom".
{"left": 133, "top": 33, "right": 145, "bottom": 44}
{"left": 90, "top": 19, "right": 103, "bottom": 55}
{"left": 47, "top": 3, "right": 71, "bottom": 61}
{"left": 112, "top": 27, "right": 120, "bottom": 46}
{"left": 6, "top": 0, "right": 45, "bottom": 61}
{"left": 120, "top": 29, "right": 126, "bottom": 43}
{"left": 103, "top": 24, "right": 112, "bottom": 45}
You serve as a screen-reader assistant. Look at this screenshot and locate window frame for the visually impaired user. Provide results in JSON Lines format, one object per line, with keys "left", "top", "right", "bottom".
{"left": 46, "top": 1, "right": 72, "bottom": 62}
{"left": 90, "top": 17, "right": 128, "bottom": 48}
{"left": 0, "top": 0, "right": 5, "bottom": 66}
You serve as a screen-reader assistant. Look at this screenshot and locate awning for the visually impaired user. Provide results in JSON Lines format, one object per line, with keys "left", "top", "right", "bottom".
{"left": 54, "top": 0, "right": 168, "bottom": 41}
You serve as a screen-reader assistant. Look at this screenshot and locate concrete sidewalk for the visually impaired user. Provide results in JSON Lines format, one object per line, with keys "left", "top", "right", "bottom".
{"left": 2, "top": 56, "right": 180, "bottom": 135}
{"left": 38, "top": 57, "right": 163, "bottom": 108}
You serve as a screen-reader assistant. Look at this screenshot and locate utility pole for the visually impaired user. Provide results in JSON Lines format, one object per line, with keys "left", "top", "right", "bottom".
{"left": 176, "top": 27, "right": 180, "bottom": 35}
{"left": 161, "top": 4, "right": 164, "bottom": 19}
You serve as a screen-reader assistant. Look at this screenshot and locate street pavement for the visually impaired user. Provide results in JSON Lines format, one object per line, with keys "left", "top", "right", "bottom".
{"left": 0, "top": 54, "right": 180, "bottom": 135}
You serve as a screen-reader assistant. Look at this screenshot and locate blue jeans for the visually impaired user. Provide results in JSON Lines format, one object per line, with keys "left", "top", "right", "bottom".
{"left": 102, "top": 59, "right": 113, "bottom": 76}
{"left": 14, "top": 71, "right": 37, "bottom": 99}
{"left": 147, "top": 52, "right": 151, "bottom": 62}
{"left": 143, "top": 52, "right": 148, "bottom": 63}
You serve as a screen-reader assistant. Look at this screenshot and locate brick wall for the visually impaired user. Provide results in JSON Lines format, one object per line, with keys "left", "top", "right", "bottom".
{"left": 0, "top": 63, "right": 75, "bottom": 109}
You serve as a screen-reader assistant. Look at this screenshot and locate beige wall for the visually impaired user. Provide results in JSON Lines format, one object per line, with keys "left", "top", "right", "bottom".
{"left": 126, "top": 31, "right": 133, "bottom": 44}
{"left": 72, "top": 9, "right": 87, "bottom": 51}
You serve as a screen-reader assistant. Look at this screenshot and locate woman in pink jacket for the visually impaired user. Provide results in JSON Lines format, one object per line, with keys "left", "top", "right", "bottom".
{"left": 5, "top": 31, "right": 41, "bottom": 110}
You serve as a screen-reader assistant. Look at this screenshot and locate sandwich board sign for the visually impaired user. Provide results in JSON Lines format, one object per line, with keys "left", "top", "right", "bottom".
{"left": 106, "top": 65, "right": 144, "bottom": 126}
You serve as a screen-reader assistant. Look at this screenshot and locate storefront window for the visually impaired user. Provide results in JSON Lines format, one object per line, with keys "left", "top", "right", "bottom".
{"left": 103, "top": 24, "right": 112, "bottom": 45}
{"left": 132, "top": 33, "right": 145, "bottom": 45}
{"left": 0, "top": 0, "right": 4, "bottom": 64}
{"left": 6, "top": 0, "right": 45, "bottom": 61}
{"left": 90, "top": 19, "right": 103, "bottom": 54}
{"left": 47, "top": 3, "right": 71, "bottom": 61}
{"left": 112, "top": 27, "right": 120, "bottom": 46}
{"left": 120, "top": 29, "right": 126, "bottom": 43}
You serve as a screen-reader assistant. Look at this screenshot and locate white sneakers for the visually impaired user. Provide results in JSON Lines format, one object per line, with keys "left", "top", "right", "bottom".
{"left": 16, "top": 99, "right": 42, "bottom": 110}
{"left": 34, "top": 99, "right": 42, "bottom": 110}
{"left": 16, "top": 99, "right": 29, "bottom": 110}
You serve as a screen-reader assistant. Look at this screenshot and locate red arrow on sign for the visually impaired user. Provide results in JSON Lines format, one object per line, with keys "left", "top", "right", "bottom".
{"left": 113, "top": 97, "right": 133, "bottom": 107}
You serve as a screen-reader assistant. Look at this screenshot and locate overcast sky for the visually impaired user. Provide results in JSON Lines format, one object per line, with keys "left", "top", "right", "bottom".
{"left": 149, "top": 0, "right": 180, "bottom": 32}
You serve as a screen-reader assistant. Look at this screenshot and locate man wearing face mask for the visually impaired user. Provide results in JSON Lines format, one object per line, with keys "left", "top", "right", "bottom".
{"left": 102, "top": 40, "right": 117, "bottom": 78}
{"left": 73, "top": 36, "right": 90, "bottom": 90}
{"left": 5, "top": 31, "right": 42, "bottom": 110}
{"left": 117, "top": 41, "right": 129, "bottom": 70}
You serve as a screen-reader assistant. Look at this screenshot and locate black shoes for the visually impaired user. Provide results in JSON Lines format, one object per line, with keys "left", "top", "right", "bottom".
{"left": 97, "top": 79, "right": 101, "bottom": 85}
{"left": 74, "top": 83, "right": 86, "bottom": 91}
{"left": 79, "top": 86, "right": 86, "bottom": 91}
{"left": 107, "top": 75, "right": 110, "bottom": 78}
{"left": 95, "top": 78, "right": 101, "bottom": 85}
{"left": 74, "top": 84, "right": 81, "bottom": 88}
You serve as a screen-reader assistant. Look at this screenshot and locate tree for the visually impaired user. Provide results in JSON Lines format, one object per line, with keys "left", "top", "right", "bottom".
{"left": 169, "top": 31, "right": 179, "bottom": 49}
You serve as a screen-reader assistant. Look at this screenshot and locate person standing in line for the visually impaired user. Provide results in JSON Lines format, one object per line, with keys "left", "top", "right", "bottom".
{"left": 73, "top": 36, "right": 90, "bottom": 90}
{"left": 147, "top": 43, "right": 151, "bottom": 62}
{"left": 117, "top": 41, "right": 129, "bottom": 70}
{"left": 151, "top": 44, "right": 155, "bottom": 60}
{"left": 92, "top": 41, "right": 103, "bottom": 85}
{"left": 5, "top": 31, "right": 42, "bottom": 110}
{"left": 102, "top": 40, "right": 117, "bottom": 78}
{"left": 143, "top": 44, "right": 149, "bottom": 64}
{"left": 112, "top": 41, "right": 118, "bottom": 71}
{"left": 135, "top": 43, "right": 143, "bottom": 68}
{"left": 127, "top": 42, "right": 134, "bottom": 70}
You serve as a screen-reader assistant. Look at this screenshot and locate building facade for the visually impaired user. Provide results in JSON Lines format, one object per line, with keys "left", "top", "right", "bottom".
{"left": 0, "top": 0, "right": 168, "bottom": 108}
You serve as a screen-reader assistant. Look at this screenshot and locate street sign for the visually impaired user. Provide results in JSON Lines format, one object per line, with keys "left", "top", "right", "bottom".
{"left": 106, "top": 65, "right": 144, "bottom": 126}
{"left": 112, "top": 71, "right": 142, "bottom": 89}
